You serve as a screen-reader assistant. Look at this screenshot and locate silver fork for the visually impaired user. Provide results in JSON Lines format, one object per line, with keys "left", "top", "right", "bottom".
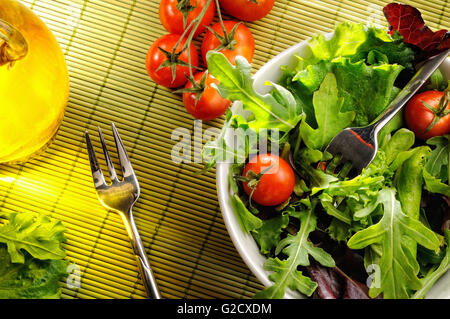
{"left": 85, "top": 123, "right": 161, "bottom": 299}
{"left": 324, "top": 48, "right": 450, "bottom": 176}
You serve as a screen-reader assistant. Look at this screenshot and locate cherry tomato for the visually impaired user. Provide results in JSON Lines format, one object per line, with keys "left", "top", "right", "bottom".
{"left": 219, "top": 0, "right": 275, "bottom": 21}
{"left": 182, "top": 71, "right": 231, "bottom": 120}
{"left": 159, "top": 0, "right": 216, "bottom": 38}
{"left": 201, "top": 20, "right": 255, "bottom": 66}
{"left": 404, "top": 90, "right": 450, "bottom": 140}
{"left": 241, "top": 154, "right": 295, "bottom": 206}
{"left": 145, "top": 34, "right": 199, "bottom": 88}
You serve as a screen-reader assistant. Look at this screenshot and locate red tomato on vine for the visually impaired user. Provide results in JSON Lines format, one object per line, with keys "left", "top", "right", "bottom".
{"left": 181, "top": 71, "right": 231, "bottom": 120}
{"left": 404, "top": 90, "right": 450, "bottom": 140}
{"left": 145, "top": 34, "right": 199, "bottom": 88}
{"left": 159, "top": 0, "right": 216, "bottom": 38}
{"left": 219, "top": 0, "right": 275, "bottom": 21}
{"left": 201, "top": 20, "right": 255, "bottom": 66}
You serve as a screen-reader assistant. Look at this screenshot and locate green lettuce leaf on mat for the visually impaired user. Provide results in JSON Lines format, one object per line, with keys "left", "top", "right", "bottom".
{"left": 0, "top": 246, "right": 68, "bottom": 299}
{"left": 254, "top": 199, "right": 335, "bottom": 298}
{"left": 206, "top": 51, "right": 303, "bottom": 132}
{"left": 0, "top": 212, "right": 66, "bottom": 263}
{"left": 0, "top": 212, "right": 68, "bottom": 299}
{"left": 347, "top": 188, "right": 441, "bottom": 299}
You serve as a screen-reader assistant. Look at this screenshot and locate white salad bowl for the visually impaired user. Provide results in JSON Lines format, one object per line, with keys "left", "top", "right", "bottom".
{"left": 216, "top": 33, "right": 450, "bottom": 299}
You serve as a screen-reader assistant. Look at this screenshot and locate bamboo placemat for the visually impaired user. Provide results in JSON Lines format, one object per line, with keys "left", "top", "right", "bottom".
{"left": 0, "top": 0, "right": 448, "bottom": 299}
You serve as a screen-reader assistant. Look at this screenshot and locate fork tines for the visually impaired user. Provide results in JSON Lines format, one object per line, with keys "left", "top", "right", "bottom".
{"left": 85, "top": 123, "right": 135, "bottom": 185}
{"left": 325, "top": 127, "right": 377, "bottom": 177}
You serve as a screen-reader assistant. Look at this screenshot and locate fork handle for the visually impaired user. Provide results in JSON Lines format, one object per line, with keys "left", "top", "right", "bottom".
{"left": 372, "top": 48, "right": 450, "bottom": 136}
{"left": 126, "top": 210, "right": 162, "bottom": 299}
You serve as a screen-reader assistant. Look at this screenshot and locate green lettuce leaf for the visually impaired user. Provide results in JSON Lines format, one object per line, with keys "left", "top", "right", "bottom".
{"left": 252, "top": 214, "right": 289, "bottom": 255}
{"left": 305, "top": 22, "right": 369, "bottom": 65}
{"left": 0, "top": 212, "right": 66, "bottom": 263}
{"left": 230, "top": 195, "right": 263, "bottom": 234}
{"left": 0, "top": 246, "right": 68, "bottom": 299}
{"left": 423, "top": 135, "right": 450, "bottom": 196}
{"left": 350, "top": 29, "right": 415, "bottom": 70}
{"left": 299, "top": 73, "right": 355, "bottom": 150}
{"left": 293, "top": 147, "right": 338, "bottom": 189}
{"left": 254, "top": 199, "right": 335, "bottom": 298}
{"left": 347, "top": 188, "right": 441, "bottom": 299}
{"left": 332, "top": 57, "right": 404, "bottom": 126}
{"left": 425, "top": 135, "right": 449, "bottom": 181}
{"left": 412, "top": 229, "right": 450, "bottom": 299}
{"left": 290, "top": 23, "right": 414, "bottom": 94}
{"left": 394, "top": 146, "right": 430, "bottom": 220}
{"left": 206, "top": 51, "right": 303, "bottom": 132}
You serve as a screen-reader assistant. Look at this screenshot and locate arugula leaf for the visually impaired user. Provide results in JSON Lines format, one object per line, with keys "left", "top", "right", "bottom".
{"left": 206, "top": 51, "right": 303, "bottom": 132}
{"left": 299, "top": 73, "right": 355, "bottom": 150}
{"left": 423, "top": 135, "right": 450, "bottom": 196}
{"left": 347, "top": 188, "right": 441, "bottom": 299}
{"left": 0, "top": 246, "right": 68, "bottom": 299}
{"left": 412, "top": 230, "right": 450, "bottom": 299}
{"left": 230, "top": 195, "right": 262, "bottom": 234}
{"left": 203, "top": 117, "right": 244, "bottom": 169}
{"left": 425, "top": 135, "right": 449, "bottom": 182}
{"left": 423, "top": 170, "right": 450, "bottom": 197}
{"left": 254, "top": 199, "right": 335, "bottom": 298}
{"left": 252, "top": 214, "right": 289, "bottom": 255}
{"left": 0, "top": 212, "right": 66, "bottom": 263}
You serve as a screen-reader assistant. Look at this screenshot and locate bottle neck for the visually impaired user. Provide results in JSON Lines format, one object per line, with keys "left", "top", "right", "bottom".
{"left": 0, "top": 19, "right": 28, "bottom": 68}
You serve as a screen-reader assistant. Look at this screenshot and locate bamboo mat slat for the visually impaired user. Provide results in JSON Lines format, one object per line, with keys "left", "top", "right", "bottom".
{"left": 0, "top": 0, "right": 448, "bottom": 299}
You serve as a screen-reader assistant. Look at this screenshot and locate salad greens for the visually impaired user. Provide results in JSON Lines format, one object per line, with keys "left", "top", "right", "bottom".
{"left": 254, "top": 199, "right": 335, "bottom": 299}
{"left": 0, "top": 212, "right": 68, "bottom": 299}
{"left": 299, "top": 72, "right": 355, "bottom": 151}
{"left": 0, "top": 212, "right": 66, "bottom": 263}
{"left": 205, "top": 19, "right": 449, "bottom": 299}
{"left": 347, "top": 188, "right": 441, "bottom": 299}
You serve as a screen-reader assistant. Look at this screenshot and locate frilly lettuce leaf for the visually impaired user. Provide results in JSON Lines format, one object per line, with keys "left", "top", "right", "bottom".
{"left": 292, "top": 22, "right": 414, "bottom": 80}
{"left": 333, "top": 57, "right": 404, "bottom": 126}
{"left": 289, "top": 22, "right": 411, "bottom": 128}
{"left": 0, "top": 212, "right": 66, "bottom": 263}
{"left": 305, "top": 22, "right": 370, "bottom": 65}
{"left": 0, "top": 246, "right": 68, "bottom": 299}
